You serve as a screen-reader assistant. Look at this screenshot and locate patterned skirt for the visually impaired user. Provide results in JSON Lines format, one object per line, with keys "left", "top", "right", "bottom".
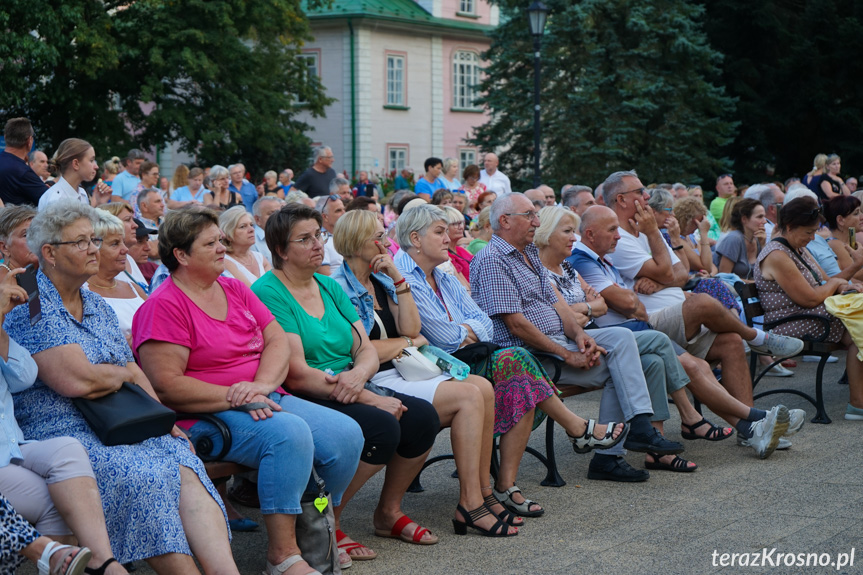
{"left": 465, "top": 346, "right": 556, "bottom": 436}
{"left": 0, "top": 494, "right": 39, "bottom": 574}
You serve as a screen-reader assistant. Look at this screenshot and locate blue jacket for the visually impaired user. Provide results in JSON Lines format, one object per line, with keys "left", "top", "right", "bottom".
{"left": 331, "top": 262, "right": 399, "bottom": 335}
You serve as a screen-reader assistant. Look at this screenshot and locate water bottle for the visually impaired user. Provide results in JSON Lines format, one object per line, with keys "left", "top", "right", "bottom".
{"left": 419, "top": 345, "right": 470, "bottom": 380}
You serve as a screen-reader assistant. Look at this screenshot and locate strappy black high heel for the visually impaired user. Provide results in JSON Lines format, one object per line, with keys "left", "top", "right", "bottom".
{"left": 452, "top": 503, "right": 517, "bottom": 537}
{"left": 482, "top": 493, "right": 523, "bottom": 526}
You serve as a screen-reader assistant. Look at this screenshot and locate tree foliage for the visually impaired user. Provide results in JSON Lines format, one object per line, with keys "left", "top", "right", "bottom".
{"left": 0, "top": 0, "right": 332, "bottom": 176}
{"left": 702, "top": 0, "right": 863, "bottom": 182}
{"left": 472, "top": 0, "right": 738, "bottom": 190}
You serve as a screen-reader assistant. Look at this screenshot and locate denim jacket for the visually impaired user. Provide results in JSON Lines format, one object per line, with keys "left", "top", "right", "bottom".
{"left": 331, "top": 262, "right": 399, "bottom": 335}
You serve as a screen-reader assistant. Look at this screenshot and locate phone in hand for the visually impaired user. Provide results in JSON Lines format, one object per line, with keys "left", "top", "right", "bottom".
{"left": 850, "top": 227, "right": 857, "bottom": 250}
{"left": 15, "top": 264, "right": 41, "bottom": 325}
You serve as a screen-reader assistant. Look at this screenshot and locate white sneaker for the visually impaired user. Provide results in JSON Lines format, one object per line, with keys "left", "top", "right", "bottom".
{"left": 802, "top": 355, "right": 838, "bottom": 363}
{"left": 746, "top": 405, "right": 790, "bottom": 459}
{"left": 738, "top": 435, "right": 792, "bottom": 450}
{"left": 785, "top": 408, "right": 805, "bottom": 436}
{"left": 749, "top": 333, "right": 804, "bottom": 359}
{"left": 765, "top": 365, "right": 794, "bottom": 377}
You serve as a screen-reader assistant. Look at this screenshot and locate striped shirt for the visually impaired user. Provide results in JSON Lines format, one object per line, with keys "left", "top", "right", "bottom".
{"left": 394, "top": 249, "right": 492, "bottom": 353}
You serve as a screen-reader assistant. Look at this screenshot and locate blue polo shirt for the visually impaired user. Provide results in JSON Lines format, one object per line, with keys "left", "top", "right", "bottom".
{"left": 229, "top": 180, "right": 257, "bottom": 214}
{"left": 112, "top": 170, "right": 140, "bottom": 201}
{"left": 0, "top": 151, "right": 47, "bottom": 206}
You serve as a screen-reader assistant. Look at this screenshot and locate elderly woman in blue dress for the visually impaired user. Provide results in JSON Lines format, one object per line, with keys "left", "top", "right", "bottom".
{"left": 4, "top": 201, "right": 239, "bottom": 575}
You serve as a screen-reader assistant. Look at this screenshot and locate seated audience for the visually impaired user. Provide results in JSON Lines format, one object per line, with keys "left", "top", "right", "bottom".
{"left": 718, "top": 195, "right": 741, "bottom": 241}
{"left": 97, "top": 203, "right": 148, "bottom": 292}
{"left": 474, "top": 191, "right": 497, "bottom": 213}
{"left": 129, "top": 162, "right": 160, "bottom": 217}
{"left": 823, "top": 195, "right": 863, "bottom": 277}
{"left": 331, "top": 210, "right": 520, "bottom": 539}
{"left": 672, "top": 196, "right": 717, "bottom": 274}
{"left": 393, "top": 204, "right": 626, "bottom": 505}
{"left": 252, "top": 196, "right": 284, "bottom": 264}
{"left": 0, "top": 205, "right": 38, "bottom": 282}
{"left": 87, "top": 211, "right": 147, "bottom": 346}
{"left": 468, "top": 207, "right": 492, "bottom": 255}
{"left": 251, "top": 205, "right": 442, "bottom": 556}
{"left": 262, "top": 170, "right": 285, "bottom": 199}
{"left": 133, "top": 206, "right": 362, "bottom": 575}
{"left": 169, "top": 167, "right": 207, "bottom": 208}
{"left": 431, "top": 189, "right": 453, "bottom": 207}
{"left": 755, "top": 196, "right": 863, "bottom": 420}
{"left": 785, "top": 185, "right": 841, "bottom": 277}
{"left": 713, "top": 198, "right": 767, "bottom": 280}
{"left": 220, "top": 206, "right": 271, "bottom": 287}
{"left": 459, "top": 164, "right": 486, "bottom": 210}
{"left": 137, "top": 188, "right": 165, "bottom": 230}
{"left": 5, "top": 201, "right": 239, "bottom": 574}
{"left": 204, "top": 165, "right": 242, "bottom": 211}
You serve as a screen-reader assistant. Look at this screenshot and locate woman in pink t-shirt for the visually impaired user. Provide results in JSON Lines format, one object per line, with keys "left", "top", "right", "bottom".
{"left": 133, "top": 207, "right": 363, "bottom": 575}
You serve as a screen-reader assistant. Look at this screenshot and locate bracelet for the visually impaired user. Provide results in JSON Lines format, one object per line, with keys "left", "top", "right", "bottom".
{"left": 672, "top": 245, "right": 684, "bottom": 251}
{"left": 585, "top": 302, "right": 593, "bottom": 319}
{"left": 402, "top": 336, "right": 413, "bottom": 348}
{"left": 393, "top": 277, "right": 406, "bottom": 287}
{"left": 395, "top": 284, "right": 411, "bottom": 295}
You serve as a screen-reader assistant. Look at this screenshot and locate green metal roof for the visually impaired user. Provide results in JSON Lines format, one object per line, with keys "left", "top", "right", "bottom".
{"left": 303, "top": 0, "right": 495, "bottom": 34}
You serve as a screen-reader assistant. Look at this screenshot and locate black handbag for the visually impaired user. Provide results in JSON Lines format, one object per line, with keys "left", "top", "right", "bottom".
{"left": 453, "top": 342, "right": 501, "bottom": 377}
{"left": 73, "top": 382, "right": 176, "bottom": 446}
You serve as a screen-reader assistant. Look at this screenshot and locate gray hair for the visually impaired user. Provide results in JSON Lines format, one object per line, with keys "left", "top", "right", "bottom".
{"left": 743, "top": 184, "right": 775, "bottom": 207}
{"left": 124, "top": 148, "right": 146, "bottom": 165}
{"left": 27, "top": 150, "right": 45, "bottom": 164}
{"left": 784, "top": 184, "right": 818, "bottom": 203}
{"left": 209, "top": 164, "right": 229, "bottom": 181}
{"left": 313, "top": 146, "right": 332, "bottom": 162}
{"left": 443, "top": 157, "right": 459, "bottom": 173}
{"left": 601, "top": 170, "right": 638, "bottom": 207}
{"left": 28, "top": 201, "right": 99, "bottom": 265}
{"left": 219, "top": 205, "right": 252, "bottom": 250}
{"left": 253, "top": 196, "right": 284, "bottom": 217}
{"left": 93, "top": 210, "right": 125, "bottom": 239}
{"left": 646, "top": 188, "right": 673, "bottom": 213}
{"left": 672, "top": 183, "right": 687, "bottom": 192}
{"left": 284, "top": 190, "right": 309, "bottom": 205}
{"left": 137, "top": 187, "right": 161, "bottom": 210}
{"left": 442, "top": 205, "right": 465, "bottom": 225}
{"left": 395, "top": 203, "right": 447, "bottom": 250}
{"left": 329, "top": 177, "right": 350, "bottom": 195}
{"left": 0, "top": 205, "right": 37, "bottom": 246}
{"left": 489, "top": 192, "right": 523, "bottom": 232}
{"left": 562, "top": 185, "right": 593, "bottom": 209}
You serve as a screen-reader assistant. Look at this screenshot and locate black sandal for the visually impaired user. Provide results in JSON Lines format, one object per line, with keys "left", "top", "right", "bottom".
{"left": 681, "top": 418, "right": 733, "bottom": 441}
{"left": 85, "top": 558, "right": 118, "bottom": 575}
{"left": 452, "top": 503, "right": 517, "bottom": 537}
{"left": 644, "top": 452, "right": 697, "bottom": 473}
{"left": 483, "top": 494, "right": 524, "bottom": 526}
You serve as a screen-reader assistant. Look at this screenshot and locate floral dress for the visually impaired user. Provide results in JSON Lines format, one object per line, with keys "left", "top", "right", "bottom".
{"left": 5, "top": 271, "right": 227, "bottom": 564}
{"left": 0, "top": 494, "right": 39, "bottom": 574}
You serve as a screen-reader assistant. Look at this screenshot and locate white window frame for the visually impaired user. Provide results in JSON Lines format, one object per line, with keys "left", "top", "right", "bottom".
{"left": 296, "top": 52, "right": 320, "bottom": 105}
{"left": 386, "top": 53, "right": 406, "bottom": 106}
{"left": 388, "top": 146, "right": 408, "bottom": 173}
{"left": 459, "top": 0, "right": 476, "bottom": 15}
{"left": 458, "top": 148, "right": 477, "bottom": 174}
{"left": 452, "top": 51, "right": 482, "bottom": 110}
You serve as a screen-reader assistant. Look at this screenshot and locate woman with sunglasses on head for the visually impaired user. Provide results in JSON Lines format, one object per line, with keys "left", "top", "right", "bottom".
{"left": 203, "top": 166, "right": 242, "bottom": 212}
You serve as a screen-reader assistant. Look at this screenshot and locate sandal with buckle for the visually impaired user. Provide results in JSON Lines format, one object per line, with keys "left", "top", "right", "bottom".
{"left": 374, "top": 515, "right": 438, "bottom": 545}
{"left": 482, "top": 494, "right": 523, "bottom": 526}
{"left": 644, "top": 452, "right": 697, "bottom": 473}
{"left": 568, "top": 419, "right": 628, "bottom": 454}
{"left": 262, "top": 554, "right": 320, "bottom": 575}
{"left": 39, "top": 542, "right": 91, "bottom": 575}
{"left": 681, "top": 418, "right": 733, "bottom": 441}
{"left": 493, "top": 485, "right": 544, "bottom": 518}
{"left": 452, "top": 503, "right": 518, "bottom": 537}
{"left": 336, "top": 529, "right": 377, "bottom": 561}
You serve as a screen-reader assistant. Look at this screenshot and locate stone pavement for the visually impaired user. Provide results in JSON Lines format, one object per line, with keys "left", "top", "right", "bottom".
{"left": 19, "top": 354, "right": 863, "bottom": 574}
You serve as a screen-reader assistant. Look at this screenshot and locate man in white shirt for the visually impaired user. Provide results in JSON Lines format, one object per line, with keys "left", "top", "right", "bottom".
{"left": 251, "top": 196, "right": 284, "bottom": 264}
{"left": 479, "top": 153, "right": 511, "bottom": 195}
{"left": 315, "top": 193, "right": 345, "bottom": 275}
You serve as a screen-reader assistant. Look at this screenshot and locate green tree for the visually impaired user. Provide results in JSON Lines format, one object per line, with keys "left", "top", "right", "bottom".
{"left": 472, "top": 0, "right": 737, "bottom": 191}
{"left": 702, "top": 0, "right": 863, "bottom": 182}
{"left": 0, "top": 0, "right": 332, "bottom": 177}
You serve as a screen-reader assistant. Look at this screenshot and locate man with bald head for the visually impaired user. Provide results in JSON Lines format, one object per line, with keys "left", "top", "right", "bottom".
{"left": 479, "top": 152, "right": 511, "bottom": 195}
{"left": 523, "top": 188, "right": 546, "bottom": 210}
{"left": 471, "top": 192, "right": 688, "bottom": 481}
{"left": 569, "top": 205, "right": 803, "bottom": 459}
{"left": 28, "top": 150, "right": 50, "bottom": 182}
{"left": 538, "top": 184, "right": 556, "bottom": 207}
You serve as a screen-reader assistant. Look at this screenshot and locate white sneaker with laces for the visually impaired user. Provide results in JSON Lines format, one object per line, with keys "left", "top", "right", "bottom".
{"left": 746, "top": 405, "right": 790, "bottom": 459}
{"left": 749, "top": 333, "right": 804, "bottom": 359}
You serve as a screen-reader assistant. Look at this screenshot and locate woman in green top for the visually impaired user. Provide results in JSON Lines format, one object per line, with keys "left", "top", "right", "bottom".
{"left": 467, "top": 206, "right": 492, "bottom": 255}
{"left": 252, "top": 205, "right": 517, "bottom": 560}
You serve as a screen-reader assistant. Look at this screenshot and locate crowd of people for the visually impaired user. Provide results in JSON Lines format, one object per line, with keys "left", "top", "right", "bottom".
{"left": 0, "top": 114, "right": 860, "bottom": 575}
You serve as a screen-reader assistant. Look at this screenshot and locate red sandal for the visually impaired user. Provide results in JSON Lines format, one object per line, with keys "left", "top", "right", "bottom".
{"left": 336, "top": 529, "right": 377, "bottom": 561}
{"left": 373, "top": 515, "right": 439, "bottom": 545}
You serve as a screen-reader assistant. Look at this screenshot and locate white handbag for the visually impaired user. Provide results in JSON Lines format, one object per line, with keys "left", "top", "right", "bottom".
{"left": 392, "top": 347, "right": 443, "bottom": 381}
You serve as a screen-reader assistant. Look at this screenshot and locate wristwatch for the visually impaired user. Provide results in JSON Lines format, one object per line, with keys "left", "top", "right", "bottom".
{"left": 585, "top": 302, "right": 593, "bottom": 319}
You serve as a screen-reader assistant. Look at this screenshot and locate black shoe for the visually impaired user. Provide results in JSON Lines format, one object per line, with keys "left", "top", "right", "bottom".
{"left": 228, "top": 477, "right": 260, "bottom": 508}
{"left": 623, "top": 426, "right": 684, "bottom": 455}
{"left": 587, "top": 456, "right": 649, "bottom": 482}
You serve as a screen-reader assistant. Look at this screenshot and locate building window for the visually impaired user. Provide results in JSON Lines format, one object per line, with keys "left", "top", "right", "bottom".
{"left": 458, "top": 148, "right": 477, "bottom": 173}
{"left": 386, "top": 54, "right": 406, "bottom": 106}
{"left": 297, "top": 52, "right": 320, "bottom": 105}
{"left": 459, "top": 0, "right": 475, "bottom": 14}
{"left": 453, "top": 51, "right": 481, "bottom": 110}
{"left": 388, "top": 146, "right": 408, "bottom": 173}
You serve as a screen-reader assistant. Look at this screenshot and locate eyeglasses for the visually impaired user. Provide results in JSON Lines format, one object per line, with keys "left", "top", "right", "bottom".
{"left": 618, "top": 187, "right": 646, "bottom": 197}
{"left": 661, "top": 207, "right": 673, "bottom": 212}
{"left": 289, "top": 230, "right": 330, "bottom": 248}
{"left": 505, "top": 211, "right": 540, "bottom": 221}
{"left": 51, "top": 237, "right": 103, "bottom": 251}
{"left": 321, "top": 194, "right": 340, "bottom": 214}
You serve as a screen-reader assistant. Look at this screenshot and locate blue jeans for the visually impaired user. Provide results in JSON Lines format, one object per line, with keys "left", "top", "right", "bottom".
{"left": 188, "top": 392, "right": 363, "bottom": 515}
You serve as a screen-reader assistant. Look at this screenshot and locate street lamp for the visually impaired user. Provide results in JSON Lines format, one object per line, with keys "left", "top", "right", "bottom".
{"left": 527, "top": 1, "right": 548, "bottom": 187}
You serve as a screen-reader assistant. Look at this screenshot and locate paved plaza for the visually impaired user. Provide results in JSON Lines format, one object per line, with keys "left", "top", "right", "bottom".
{"left": 20, "top": 354, "right": 863, "bottom": 574}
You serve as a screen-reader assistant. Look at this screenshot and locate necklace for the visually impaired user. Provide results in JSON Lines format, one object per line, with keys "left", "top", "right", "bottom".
{"left": 89, "top": 278, "right": 117, "bottom": 289}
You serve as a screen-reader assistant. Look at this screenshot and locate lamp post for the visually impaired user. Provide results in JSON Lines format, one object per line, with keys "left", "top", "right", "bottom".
{"left": 527, "top": 1, "right": 548, "bottom": 188}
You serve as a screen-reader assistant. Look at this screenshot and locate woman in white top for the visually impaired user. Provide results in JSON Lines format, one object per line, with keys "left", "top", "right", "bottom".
{"left": 219, "top": 206, "right": 271, "bottom": 286}
{"left": 87, "top": 211, "right": 147, "bottom": 347}
{"left": 39, "top": 139, "right": 112, "bottom": 211}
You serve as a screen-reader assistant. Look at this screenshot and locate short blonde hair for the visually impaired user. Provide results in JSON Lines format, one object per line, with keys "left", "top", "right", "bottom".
{"left": 219, "top": 206, "right": 252, "bottom": 252}
{"left": 535, "top": 206, "right": 577, "bottom": 248}
{"left": 93, "top": 210, "right": 125, "bottom": 239}
{"left": 333, "top": 209, "right": 378, "bottom": 258}
{"left": 476, "top": 206, "right": 491, "bottom": 229}
{"left": 443, "top": 206, "right": 465, "bottom": 225}
{"left": 98, "top": 202, "right": 134, "bottom": 218}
